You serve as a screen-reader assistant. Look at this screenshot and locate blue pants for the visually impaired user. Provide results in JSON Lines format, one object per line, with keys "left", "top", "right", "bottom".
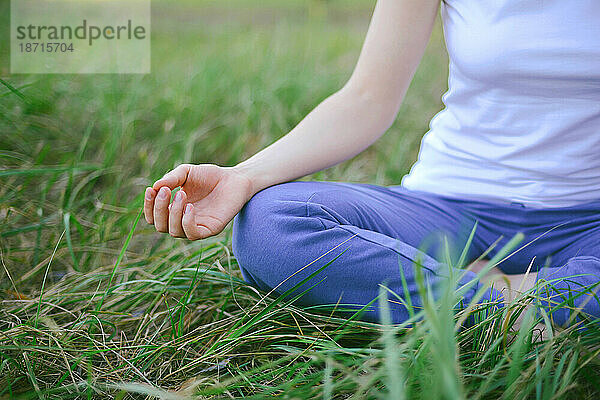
{"left": 232, "top": 181, "right": 600, "bottom": 325}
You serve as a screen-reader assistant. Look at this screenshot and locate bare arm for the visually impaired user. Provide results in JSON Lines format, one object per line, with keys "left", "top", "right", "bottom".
{"left": 235, "top": 0, "right": 440, "bottom": 193}
{"left": 145, "top": 0, "right": 441, "bottom": 240}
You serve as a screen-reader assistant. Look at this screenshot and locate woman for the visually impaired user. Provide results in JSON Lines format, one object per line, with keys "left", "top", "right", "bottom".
{"left": 143, "top": 0, "right": 600, "bottom": 325}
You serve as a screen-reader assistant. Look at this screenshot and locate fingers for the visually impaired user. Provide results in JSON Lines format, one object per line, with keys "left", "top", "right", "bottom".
{"left": 148, "top": 191, "right": 219, "bottom": 241}
{"left": 182, "top": 204, "right": 212, "bottom": 240}
{"left": 168, "top": 190, "right": 187, "bottom": 238}
{"left": 144, "top": 187, "right": 157, "bottom": 224}
{"left": 152, "top": 164, "right": 191, "bottom": 191}
{"left": 153, "top": 186, "right": 171, "bottom": 232}
{"left": 146, "top": 185, "right": 188, "bottom": 238}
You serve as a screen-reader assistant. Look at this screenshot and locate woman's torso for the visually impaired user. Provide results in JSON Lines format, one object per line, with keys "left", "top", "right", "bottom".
{"left": 401, "top": 0, "right": 600, "bottom": 207}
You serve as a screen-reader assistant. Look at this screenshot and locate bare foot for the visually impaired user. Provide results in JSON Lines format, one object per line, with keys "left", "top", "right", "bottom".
{"left": 469, "top": 260, "right": 537, "bottom": 302}
{"left": 468, "top": 260, "right": 546, "bottom": 339}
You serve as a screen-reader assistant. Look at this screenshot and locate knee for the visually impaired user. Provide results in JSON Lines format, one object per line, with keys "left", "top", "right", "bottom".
{"left": 539, "top": 255, "right": 600, "bottom": 284}
{"left": 536, "top": 255, "right": 600, "bottom": 326}
{"left": 232, "top": 182, "right": 340, "bottom": 294}
{"left": 232, "top": 187, "right": 278, "bottom": 271}
{"left": 562, "top": 256, "right": 600, "bottom": 285}
{"left": 231, "top": 183, "right": 314, "bottom": 282}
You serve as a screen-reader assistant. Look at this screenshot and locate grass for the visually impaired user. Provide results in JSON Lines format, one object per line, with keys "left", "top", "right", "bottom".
{"left": 1, "top": 0, "right": 600, "bottom": 398}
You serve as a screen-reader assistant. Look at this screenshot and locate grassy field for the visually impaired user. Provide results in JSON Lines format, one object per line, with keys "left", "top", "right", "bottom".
{"left": 1, "top": 0, "right": 600, "bottom": 398}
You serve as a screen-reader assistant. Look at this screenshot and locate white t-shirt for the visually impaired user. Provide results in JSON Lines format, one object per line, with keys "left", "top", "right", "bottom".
{"left": 401, "top": 0, "right": 600, "bottom": 208}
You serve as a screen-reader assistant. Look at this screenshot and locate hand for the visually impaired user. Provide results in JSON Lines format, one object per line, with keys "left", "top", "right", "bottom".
{"left": 144, "top": 164, "right": 255, "bottom": 240}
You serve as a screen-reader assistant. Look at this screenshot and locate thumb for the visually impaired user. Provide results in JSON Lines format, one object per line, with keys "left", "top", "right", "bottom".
{"left": 153, "top": 164, "right": 191, "bottom": 191}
